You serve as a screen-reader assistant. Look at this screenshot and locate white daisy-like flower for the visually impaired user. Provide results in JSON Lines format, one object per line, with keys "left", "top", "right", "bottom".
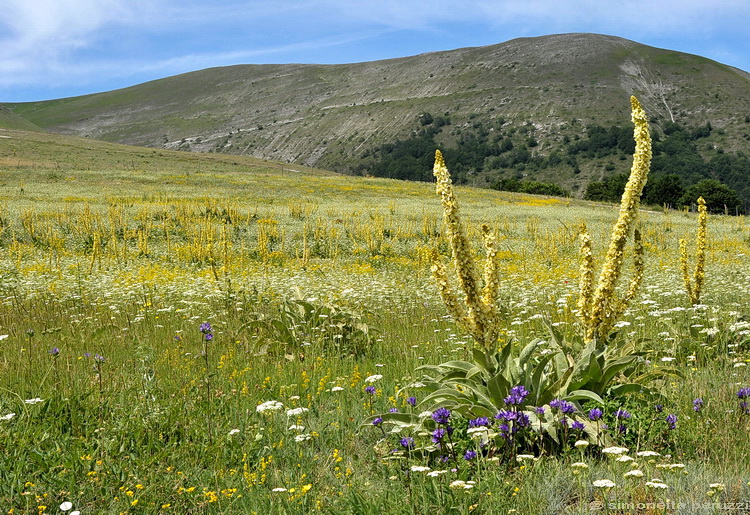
{"left": 410, "top": 465, "right": 431, "bottom": 472}
{"left": 330, "top": 386, "right": 344, "bottom": 392}
{"left": 288, "top": 424, "right": 305, "bottom": 431}
{"left": 646, "top": 480, "right": 668, "bottom": 489}
{"left": 60, "top": 502, "right": 73, "bottom": 511}
{"left": 24, "top": 398, "right": 44, "bottom": 405}
{"left": 602, "top": 446, "right": 629, "bottom": 456}
{"left": 571, "top": 462, "right": 589, "bottom": 469}
{"left": 636, "top": 450, "right": 661, "bottom": 457}
{"left": 364, "top": 374, "right": 383, "bottom": 383}
{"left": 286, "top": 407, "right": 309, "bottom": 417}
{"left": 255, "top": 400, "right": 284, "bottom": 413}
{"left": 574, "top": 440, "right": 589, "bottom": 449}
{"left": 516, "top": 454, "right": 537, "bottom": 462}
{"left": 616, "top": 455, "right": 635, "bottom": 463}
{"left": 624, "top": 470, "right": 644, "bottom": 478}
{"left": 449, "top": 480, "right": 475, "bottom": 489}
{"left": 709, "top": 483, "right": 725, "bottom": 491}
{"left": 228, "top": 429, "right": 240, "bottom": 436}
{"left": 293, "top": 433, "right": 312, "bottom": 442}
{"left": 426, "top": 470, "right": 447, "bottom": 477}
{"left": 272, "top": 487, "right": 288, "bottom": 492}
{"left": 592, "top": 479, "right": 616, "bottom": 488}
{"left": 661, "top": 357, "right": 676, "bottom": 362}
{"left": 1, "top": 413, "right": 16, "bottom": 421}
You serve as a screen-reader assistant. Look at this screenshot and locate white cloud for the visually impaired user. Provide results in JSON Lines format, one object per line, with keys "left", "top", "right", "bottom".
{"left": 1, "top": 0, "right": 748, "bottom": 98}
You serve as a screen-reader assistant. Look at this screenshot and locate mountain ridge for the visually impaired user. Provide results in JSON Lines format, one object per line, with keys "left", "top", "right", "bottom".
{"left": 5, "top": 33, "right": 750, "bottom": 193}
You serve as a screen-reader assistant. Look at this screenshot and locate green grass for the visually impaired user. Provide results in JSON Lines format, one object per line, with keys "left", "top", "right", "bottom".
{"left": 0, "top": 129, "right": 749, "bottom": 513}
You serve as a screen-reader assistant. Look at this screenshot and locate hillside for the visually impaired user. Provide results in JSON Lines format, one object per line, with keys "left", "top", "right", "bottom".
{"left": 0, "top": 105, "right": 41, "bottom": 131}
{"left": 6, "top": 33, "right": 750, "bottom": 196}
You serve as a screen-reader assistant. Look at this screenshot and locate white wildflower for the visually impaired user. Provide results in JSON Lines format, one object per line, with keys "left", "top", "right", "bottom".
{"left": 286, "top": 407, "right": 309, "bottom": 417}
{"left": 255, "top": 400, "right": 284, "bottom": 413}
{"left": 364, "top": 374, "right": 383, "bottom": 383}
{"left": 592, "top": 479, "right": 616, "bottom": 488}
{"left": 602, "top": 446, "right": 629, "bottom": 456}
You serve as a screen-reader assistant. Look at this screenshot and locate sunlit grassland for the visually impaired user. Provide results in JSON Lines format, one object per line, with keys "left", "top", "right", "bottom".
{"left": 0, "top": 129, "right": 749, "bottom": 513}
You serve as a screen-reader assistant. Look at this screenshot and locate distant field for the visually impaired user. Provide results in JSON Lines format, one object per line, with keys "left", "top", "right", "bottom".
{"left": 0, "top": 129, "right": 748, "bottom": 513}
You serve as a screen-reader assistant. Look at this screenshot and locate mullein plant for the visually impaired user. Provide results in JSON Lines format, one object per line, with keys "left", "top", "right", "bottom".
{"left": 430, "top": 149, "right": 502, "bottom": 349}
{"left": 578, "top": 96, "right": 651, "bottom": 344}
{"left": 680, "top": 196, "right": 707, "bottom": 305}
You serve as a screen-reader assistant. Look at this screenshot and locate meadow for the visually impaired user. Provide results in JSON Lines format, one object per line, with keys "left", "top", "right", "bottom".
{"left": 0, "top": 127, "right": 749, "bottom": 514}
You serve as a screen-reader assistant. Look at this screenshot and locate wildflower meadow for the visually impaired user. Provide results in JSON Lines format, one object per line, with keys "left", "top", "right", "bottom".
{"left": 0, "top": 98, "right": 749, "bottom": 513}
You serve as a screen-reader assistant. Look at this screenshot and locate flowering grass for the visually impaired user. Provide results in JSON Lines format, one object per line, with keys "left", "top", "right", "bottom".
{"left": 0, "top": 129, "right": 749, "bottom": 512}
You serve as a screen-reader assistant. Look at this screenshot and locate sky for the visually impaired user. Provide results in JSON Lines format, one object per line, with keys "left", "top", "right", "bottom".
{"left": 1, "top": 0, "right": 749, "bottom": 103}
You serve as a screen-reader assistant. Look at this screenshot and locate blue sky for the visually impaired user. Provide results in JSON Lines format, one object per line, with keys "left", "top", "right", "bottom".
{"left": 1, "top": 0, "right": 749, "bottom": 103}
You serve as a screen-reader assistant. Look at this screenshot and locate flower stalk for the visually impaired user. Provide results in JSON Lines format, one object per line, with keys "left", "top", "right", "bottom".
{"left": 680, "top": 196, "right": 707, "bottom": 305}
{"left": 431, "top": 150, "right": 502, "bottom": 349}
{"left": 579, "top": 96, "right": 652, "bottom": 344}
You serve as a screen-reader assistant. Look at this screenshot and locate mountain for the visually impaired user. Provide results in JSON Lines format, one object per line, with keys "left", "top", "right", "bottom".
{"left": 0, "top": 104, "right": 41, "bottom": 131}
{"left": 6, "top": 33, "right": 750, "bottom": 195}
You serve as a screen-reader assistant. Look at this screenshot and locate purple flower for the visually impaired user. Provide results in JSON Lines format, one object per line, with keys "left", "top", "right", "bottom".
{"left": 615, "top": 409, "right": 631, "bottom": 420}
{"left": 372, "top": 417, "right": 383, "bottom": 426}
{"left": 618, "top": 424, "right": 627, "bottom": 434}
{"left": 94, "top": 353, "right": 105, "bottom": 363}
{"left": 571, "top": 420, "right": 585, "bottom": 431}
{"left": 432, "top": 407, "right": 451, "bottom": 425}
{"left": 737, "top": 387, "right": 750, "bottom": 400}
{"left": 693, "top": 398, "right": 704, "bottom": 412}
{"left": 654, "top": 404, "right": 664, "bottom": 413}
{"left": 588, "top": 408, "right": 603, "bottom": 421}
{"left": 389, "top": 408, "right": 399, "bottom": 413}
{"left": 431, "top": 428, "right": 446, "bottom": 444}
{"left": 364, "top": 385, "right": 376, "bottom": 395}
{"left": 504, "top": 385, "right": 530, "bottom": 406}
{"left": 463, "top": 450, "right": 477, "bottom": 461}
{"left": 666, "top": 414, "right": 677, "bottom": 430}
{"left": 495, "top": 410, "right": 517, "bottom": 422}
{"left": 550, "top": 399, "right": 576, "bottom": 414}
{"left": 740, "top": 401, "right": 749, "bottom": 415}
{"left": 534, "top": 406, "right": 546, "bottom": 416}
{"left": 407, "top": 396, "right": 417, "bottom": 407}
{"left": 200, "top": 322, "right": 212, "bottom": 334}
{"left": 559, "top": 417, "right": 569, "bottom": 428}
{"left": 48, "top": 347, "right": 60, "bottom": 357}
{"left": 203, "top": 333, "right": 213, "bottom": 341}
{"left": 516, "top": 412, "right": 531, "bottom": 428}
{"left": 400, "top": 437, "right": 414, "bottom": 449}
{"left": 469, "top": 417, "right": 490, "bottom": 428}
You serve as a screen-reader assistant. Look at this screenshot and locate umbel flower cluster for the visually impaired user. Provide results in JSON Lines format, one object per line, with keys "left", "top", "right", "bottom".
{"left": 578, "top": 96, "right": 652, "bottom": 344}
{"left": 680, "top": 196, "right": 708, "bottom": 305}
{"left": 430, "top": 149, "right": 502, "bottom": 348}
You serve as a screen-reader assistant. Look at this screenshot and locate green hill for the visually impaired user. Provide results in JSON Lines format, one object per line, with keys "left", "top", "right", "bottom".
{"left": 6, "top": 33, "right": 750, "bottom": 199}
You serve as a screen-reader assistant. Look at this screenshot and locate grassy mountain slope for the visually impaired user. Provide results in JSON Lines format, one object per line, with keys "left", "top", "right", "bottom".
{"left": 0, "top": 104, "right": 41, "bottom": 131}
{"left": 7, "top": 34, "right": 750, "bottom": 186}
{"left": 0, "top": 128, "right": 334, "bottom": 197}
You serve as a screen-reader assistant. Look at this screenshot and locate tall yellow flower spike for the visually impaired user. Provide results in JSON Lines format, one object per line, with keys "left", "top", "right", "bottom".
{"left": 431, "top": 150, "right": 502, "bottom": 348}
{"left": 680, "top": 196, "right": 707, "bottom": 305}
{"left": 580, "top": 96, "right": 652, "bottom": 344}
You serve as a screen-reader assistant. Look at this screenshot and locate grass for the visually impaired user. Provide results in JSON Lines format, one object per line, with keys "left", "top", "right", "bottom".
{"left": 0, "top": 129, "right": 749, "bottom": 513}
